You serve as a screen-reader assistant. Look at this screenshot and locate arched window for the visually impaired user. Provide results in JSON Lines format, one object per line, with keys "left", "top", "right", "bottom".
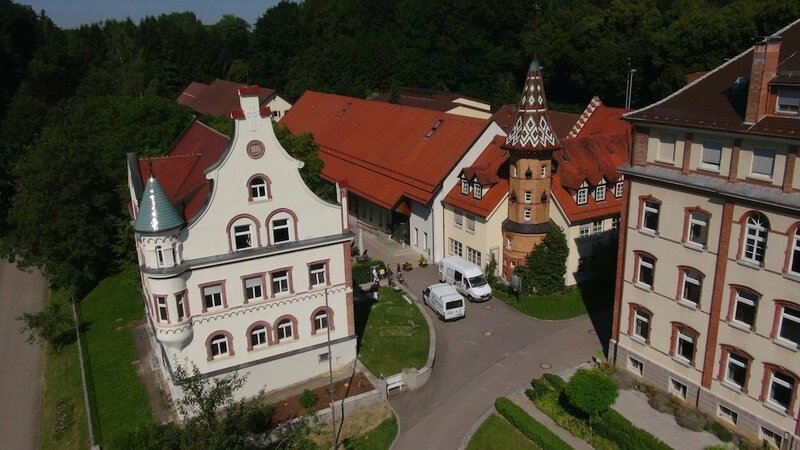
{"left": 678, "top": 267, "right": 703, "bottom": 307}
{"left": 670, "top": 323, "right": 698, "bottom": 365}
{"left": 266, "top": 209, "right": 298, "bottom": 245}
{"left": 250, "top": 325, "right": 267, "bottom": 347}
{"left": 310, "top": 307, "right": 334, "bottom": 335}
{"left": 786, "top": 225, "right": 800, "bottom": 276}
{"left": 314, "top": 311, "right": 328, "bottom": 331}
{"left": 227, "top": 215, "right": 260, "bottom": 252}
{"left": 206, "top": 332, "right": 233, "bottom": 360}
{"left": 250, "top": 177, "right": 267, "bottom": 200}
{"left": 741, "top": 213, "right": 769, "bottom": 264}
{"left": 276, "top": 319, "right": 293, "bottom": 341}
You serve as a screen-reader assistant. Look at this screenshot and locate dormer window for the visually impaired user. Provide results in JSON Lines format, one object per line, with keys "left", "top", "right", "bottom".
{"left": 577, "top": 188, "right": 588, "bottom": 205}
{"left": 614, "top": 181, "right": 623, "bottom": 198}
{"left": 461, "top": 179, "right": 470, "bottom": 195}
{"left": 473, "top": 183, "right": 482, "bottom": 199}
{"left": 595, "top": 184, "right": 606, "bottom": 202}
{"left": 776, "top": 89, "right": 800, "bottom": 115}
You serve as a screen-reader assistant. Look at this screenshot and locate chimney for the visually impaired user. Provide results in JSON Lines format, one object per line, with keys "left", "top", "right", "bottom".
{"left": 744, "top": 36, "right": 781, "bottom": 124}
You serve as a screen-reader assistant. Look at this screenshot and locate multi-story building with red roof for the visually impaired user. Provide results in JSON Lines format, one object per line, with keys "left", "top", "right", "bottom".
{"left": 127, "top": 88, "right": 356, "bottom": 402}
{"left": 178, "top": 78, "right": 293, "bottom": 121}
{"left": 612, "top": 19, "right": 800, "bottom": 446}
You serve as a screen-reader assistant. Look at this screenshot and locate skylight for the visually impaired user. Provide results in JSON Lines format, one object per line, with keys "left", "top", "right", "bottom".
{"left": 425, "top": 119, "right": 444, "bottom": 138}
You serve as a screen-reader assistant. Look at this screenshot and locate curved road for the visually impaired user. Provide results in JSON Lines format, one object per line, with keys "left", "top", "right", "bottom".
{"left": 390, "top": 266, "right": 608, "bottom": 450}
{"left": 0, "top": 260, "right": 47, "bottom": 449}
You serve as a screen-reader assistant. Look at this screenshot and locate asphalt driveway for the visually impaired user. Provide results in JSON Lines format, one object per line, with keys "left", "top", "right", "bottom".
{"left": 390, "top": 265, "right": 609, "bottom": 450}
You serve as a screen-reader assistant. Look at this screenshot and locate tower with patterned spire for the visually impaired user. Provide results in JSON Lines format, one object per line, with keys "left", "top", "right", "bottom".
{"left": 501, "top": 58, "right": 560, "bottom": 280}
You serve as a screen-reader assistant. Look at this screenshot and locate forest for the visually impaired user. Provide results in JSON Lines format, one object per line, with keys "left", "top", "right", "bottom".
{"left": 0, "top": 0, "right": 798, "bottom": 292}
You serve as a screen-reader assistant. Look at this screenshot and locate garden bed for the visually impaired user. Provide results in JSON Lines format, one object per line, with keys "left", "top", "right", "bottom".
{"left": 268, "top": 372, "right": 374, "bottom": 426}
{"left": 467, "top": 413, "right": 538, "bottom": 450}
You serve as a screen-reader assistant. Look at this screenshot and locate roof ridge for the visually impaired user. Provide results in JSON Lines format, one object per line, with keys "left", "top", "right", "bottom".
{"left": 626, "top": 18, "right": 800, "bottom": 121}
{"left": 568, "top": 96, "right": 602, "bottom": 138}
{"left": 140, "top": 153, "right": 203, "bottom": 161}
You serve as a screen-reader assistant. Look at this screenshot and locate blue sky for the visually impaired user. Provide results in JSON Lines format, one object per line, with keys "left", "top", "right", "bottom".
{"left": 18, "top": 0, "right": 282, "bottom": 28}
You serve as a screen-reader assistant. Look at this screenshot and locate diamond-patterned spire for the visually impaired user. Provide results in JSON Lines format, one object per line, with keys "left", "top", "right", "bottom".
{"left": 503, "top": 58, "right": 560, "bottom": 152}
{"left": 133, "top": 170, "right": 185, "bottom": 233}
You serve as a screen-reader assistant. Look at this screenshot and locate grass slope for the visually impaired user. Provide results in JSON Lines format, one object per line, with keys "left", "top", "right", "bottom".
{"left": 356, "top": 287, "right": 429, "bottom": 377}
{"left": 467, "top": 413, "right": 539, "bottom": 450}
{"left": 78, "top": 265, "right": 153, "bottom": 447}
{"left": 494, "top": 279, "right": 613, "bottom": 321}
{"left": 343, "top": 415, "right": 399, "bottom": 450}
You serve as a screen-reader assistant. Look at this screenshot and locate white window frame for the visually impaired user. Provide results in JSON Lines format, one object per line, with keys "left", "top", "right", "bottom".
{"left": 473, "top": 183, "right": 482, "bottom": 199}
{"left": 641, "top": 200, "right": 660, "bottom": 233}
{"left": 467, "top": 247, "right": 481, "bottom": 266}
{"left": 776, "top": 89, "right": 800, "bottom": 115}
{"left": 271, "top": 271, "right": 289, "bottom": 295}
{"left": 633, "top": 309, "right": 650, "bottom": 341}
{"left": 251, "top": 326, "right": 267, "bottom": 347}
{"left": 592, "top": 220, "right": 603, "bottom": 234}
{"left": 250, "top": 178, "right": 267, "bottom": 199}
{"left": 277, "top": 320, "right": 293, "bottom": 340}
{"left": 234, "top": 224, "right": 253, "bottom": 250}
{"left": 761, "top": 427, "right": 783, "bottom": 449}
{"left": 461, "top": 179, "right": 470, "bottom": 195}
{"left": 272, "top": 218, "right": 291, "bottom": 244}
{"left": 245, "top": 276, "right": 263, "bottom": 301}
{"left": 628, "top": 357, "right": 644, "bottom": 376}
{"left": 176, "top": 293, "right": 185, "bottom": 321}
{"left": 768, "top": 370, "right": 794, "bottom": 412}
{"left": 681, "top": 269, "right": 701, "bottom": 305}
{"left": 203, "top": 285, "right": 223, "bottom": 309}
{"left": 210, "top": 335, "right": 228, "bottom": 357}
{"left": 611, "top": 217, "right": 620, "bottom": 231}
{"left": 157, "top": 296, "right": 168, "bottom": 322}
{"left": 309, "top": 263, "right": 326, "bottom": 287}
{"left": 733, "top": 289, "right": 757, "bottom": 329}
{"left": 577, "top": 188, "right": 588, "bottom": 205}
{"left": 751, "top": 147, "right": 775, "bottom": 179}
{"left": 454, "top": 209, "right": 463, "bottom": 228}
{"left": 314, "top": 311, "right": 328, "bottom": 331}
{"left": 540, "top": 166, "right": 547, "bottom": 178}
{"left": 676, "top": 328, "right": 695, "bottom": 363}
{"left": 523, "top": 209, "right": 531, "bottom": 222}
{"left": 155, "top": 246, "right": 165, "bottom": 267}
{"left": 687, "top": 211, "right": 709, "bottom": 247}
{"left": 579, "top": 223, "right": 591, "bottom": 238}
{"left": 670, "top": 379, "right": 688, "bottom": 399}
{"left": 614, "top": 181, "right": 623, "bottom": 198}
{"left": 700, "top": 140, "right": 722, "bottom": 170}
{"left": 778, "top": 305, "right": 800, "bottom": 347}
{"left": 466, "top": 215, "right": 475, "bottom": 233}
{"left": 725, "top": 352, "right": 748, "bottom": 389}
{"left": 743, "top": 214, "right": 768, "bottom": 264}
{"left": 790, "top": 229, "right": 800, "bottom": 275}
{"left": 595, "top": 184, "right": 606, "bottom": 202}
{"left": 449, "top": 238, "right": 463, "bottom": 257}
{"left": 636, "top": 255, "right": 655, "bottom": 289}
{"left": 524, "top": 191, "right": 532, "bottom": 204}
{"left": 717, "top": 405, "right": 738, "bottom": 425}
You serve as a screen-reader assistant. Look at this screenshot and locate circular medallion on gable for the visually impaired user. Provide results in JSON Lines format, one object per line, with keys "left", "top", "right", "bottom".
{"left": 246, "top": 140, "right": 265, "bottom": 159}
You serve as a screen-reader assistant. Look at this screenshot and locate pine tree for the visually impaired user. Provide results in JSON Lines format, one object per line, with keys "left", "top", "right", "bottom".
{"left": 518, "top": 226, "right": 568, "bottom": 295}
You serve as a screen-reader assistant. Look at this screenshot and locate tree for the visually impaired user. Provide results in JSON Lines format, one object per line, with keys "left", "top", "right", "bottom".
{"left": 173, "top": 362, "right": 247, "bottom": 426}
{"left": 564, "top": 368, "right": 618, "bottom": 417}
{"left": 274, "top": 124, "right": 336, "bottom": 202}
{"left": 17, "top": 300, "right": 73, "bottom": 350}
{"left": 517, "top": 226, "right": 569, "bottom": 295}
{"left": 484, "top": 252, "right": 498, "bottom": 286}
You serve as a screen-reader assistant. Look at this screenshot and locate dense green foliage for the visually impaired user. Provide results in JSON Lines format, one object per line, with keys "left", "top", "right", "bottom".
{"left": 517, "top": 226, "right": 569, "bottom": 295}
{"left": 16, "top": 299, "right": 72, "bottom": 350}
{"left": 564, "top": 369, "right": 618, "bottom": 417}
{"left": 467, "top": 413, "right": 538, "bottom": 450}
{"left": 589, "top": 409, "right": 671, "bottom": 450}
{"left": 494, "top": 397, "right": 573, "bottom": 450}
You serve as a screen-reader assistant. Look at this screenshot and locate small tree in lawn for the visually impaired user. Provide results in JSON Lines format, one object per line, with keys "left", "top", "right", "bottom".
{"left": 17, "top": 300, "right": 73, "bottom": 351}
{"left": 484, "top": 252, "right": 498, "bottom": 286}
{"left": 517, "top": 226, "right": 569, "bottom": 295}
{"left": 564, "top": 368, "right": 618, "bottom": 417}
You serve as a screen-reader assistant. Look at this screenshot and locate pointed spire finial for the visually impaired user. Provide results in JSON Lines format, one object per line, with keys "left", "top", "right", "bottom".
{"left": 529, "top": 57, "right": 541, "bottom": 72}
{"left": 502, "top": 54, "right": 560, "bottom": 153}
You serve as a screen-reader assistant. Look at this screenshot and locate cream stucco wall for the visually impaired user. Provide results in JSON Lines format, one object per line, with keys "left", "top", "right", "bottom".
{"left": 442, "top": 196, "right": 506, "bottom": 276}
{"left": 267, "top": 95, "right": 292, "bottom": 122}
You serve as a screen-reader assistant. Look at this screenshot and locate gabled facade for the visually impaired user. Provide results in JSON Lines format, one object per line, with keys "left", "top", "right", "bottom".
{"left": 128, "top": 88, "right": 355, "bottom": 401}
{"left": 612, "top": 19, "right": 800, "bottom": 447}
{"left": 178, "top": 79, "right": 292, "bottom": 121}
{"left": 281, "top": 91, "right": 501, "bottom": 262}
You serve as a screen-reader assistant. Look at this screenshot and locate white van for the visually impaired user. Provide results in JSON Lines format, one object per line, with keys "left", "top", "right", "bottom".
{"left": 423, "top": 283, "right": 465, "bottom": 321}
{"left": 438, "top": 256, "right": 492, "bottom": 302}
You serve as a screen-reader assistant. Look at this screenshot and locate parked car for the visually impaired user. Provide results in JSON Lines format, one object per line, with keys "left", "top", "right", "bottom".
{"left": 438, "top": 256, "right": 492, "bottom": 302}
{"left": 423, "top": 283, "right": 465, "bottom": 321}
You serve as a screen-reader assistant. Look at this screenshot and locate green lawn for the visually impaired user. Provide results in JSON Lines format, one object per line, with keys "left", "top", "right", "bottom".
{"left": 343, "top": 415, "right": 399, "bottom": 450}
{"left": 40, "top": 288, "right": 89, "bottom": 450}
{"left": 467, "top": 413, "right": 539, "bottom": 450}
{"left": 77, "top": 265, "right": 153, "bottom": 447}
{"left": 494, "top": 279, "right": 613, "bottom": 320}
{"left": 355, "top": 287, "right": 429, "bottom": 377}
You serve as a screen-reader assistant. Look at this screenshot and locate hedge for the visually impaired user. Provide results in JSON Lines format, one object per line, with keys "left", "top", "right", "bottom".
{"left": 494, "top": 397, "right": 573, "bottom": 450}
{"left": 542, "top": 373, "right": 567, "bottom": 392}
{"left": 589, "top": 409, "right": 671, "bottom": 450}
{"left": 352, "top": 259, "right": 387, "bottom": 284}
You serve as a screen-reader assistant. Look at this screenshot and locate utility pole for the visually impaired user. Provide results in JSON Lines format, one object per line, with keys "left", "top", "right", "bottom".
{"left": 625, "top": 60, "right": 637, "bottom": 109}
{"left": 325, "top": 288, "right": 337, "bottom": 446}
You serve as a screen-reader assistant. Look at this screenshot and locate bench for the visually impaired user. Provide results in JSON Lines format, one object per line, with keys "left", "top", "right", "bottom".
{"left": 386, "top": 374, "right": 405, "bottom": 394}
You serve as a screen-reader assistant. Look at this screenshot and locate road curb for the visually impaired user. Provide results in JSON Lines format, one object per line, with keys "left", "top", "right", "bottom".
{"left": 457, "top": 404, "right": 496, "bottom": 450}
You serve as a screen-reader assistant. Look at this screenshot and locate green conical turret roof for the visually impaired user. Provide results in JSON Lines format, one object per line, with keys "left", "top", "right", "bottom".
{"left": 133, "top": 171, "right": 184, "bottom": 233}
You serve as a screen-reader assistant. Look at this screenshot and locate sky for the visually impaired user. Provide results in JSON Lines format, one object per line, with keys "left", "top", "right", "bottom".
{"left": 18, "top": 0, "right": 283, "bottom": 28}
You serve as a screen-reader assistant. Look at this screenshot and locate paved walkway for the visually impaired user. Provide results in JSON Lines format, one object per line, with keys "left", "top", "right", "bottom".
{"left": 507, "top": 390, "right": 593, "bottom": 450}
{"left": 613, "top": 389, "right": 722, "bottom": 450}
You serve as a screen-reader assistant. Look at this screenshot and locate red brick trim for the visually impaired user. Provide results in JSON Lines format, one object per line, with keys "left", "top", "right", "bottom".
{"left": 268, "top": 267, "right": 294, "bottom": 296}
{"left": 681, "top": 132, "right": 693, "bottom": 174}
{"left": 346, "top": 291, "right": 355, "bottom": 336}
{"left": 260, "top": 106, "right": 272, "bottom": 118}
{"left": 783, "top": 147, "right": 797, "bottom": 193}
{"left": 265, "top": 208, "right": 300, "bottom": 245}
{"left": 717, "top": 344, "right": 753, "bottom": 393}
{"left": 246, "top": 321, "right": 274, "bottom": 350}
{"left": 240, "top": 272, "right": 267, "bottom": 304}
{"left": 246, "top": 173, "right": 273, "bottom": 201}
{"left": 681, "top": 206, "right": 712, "bottom": 249}
{"left": 226, "top": 214, "right": 262, "bottom": 252}
{"left": 199, "top": 280, "right": 228, "bottom": 313}
{"left": 770, "top": 299, "right": 800, "bottom": 340}
{"left": 631, "top": 127, "right": 649, "bottom": 166}
{"left": 306, "top": 259, "right": 331, "bottom": 290}
{"left": 701, "top": 201, "right": 734, "bottom": 388}
{"left": 728, "top": 139, "right": 741, "bottom": 182}
{"left": 206, "top": 330, "right": 234, "bottom": 361}
{"left": 760, "top": 363, "right": 800, "bottom": 412}
{"left": 310, "top": 306, "right": 335, "bottom": 335}
{"left": 343, "top": 242, "right": 353, "bottom": 287}
{"left": 734, "top": 210, "right": 770, "bottom": 265}
{"left": 627, "top": 303, "right": 653, "bottom": 345}
{"left": 611, "top": 179, "right": 631, "bottom": 341}
{"left": 273, "top": 315, "right": 300, "bottom": 342}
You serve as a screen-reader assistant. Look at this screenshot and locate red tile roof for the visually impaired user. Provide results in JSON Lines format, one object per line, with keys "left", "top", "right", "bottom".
{"left": 369, "top": 87, "right": 491, "bottom": 115}
{"left": 177, "top": 79, "right": 276, "bottom": 118}
{"left": 625, "top": 19, "right": 800, "bottom": 138}
{"left": 443, "top": 136, "right": 509, "bottom": 218}
{"left": 137, "top": 120, "right": 229, "bottom": 221}
{"left": 280, "top": 91, "right": 489, "bottom": 209}
{"left": 491, "top": 105, "right": 579, "bottom": 140}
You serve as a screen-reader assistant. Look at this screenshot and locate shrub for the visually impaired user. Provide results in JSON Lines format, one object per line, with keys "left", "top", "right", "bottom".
{"left": 610, "top": 370, "right": 636, "bottom": 390}
{"left": 494, "top": 397, "right": 572, "bottom": 450}
{"left": 542, "top": 373, "right": 566, "bottom": 391}
{"left": 298, "top": 389, "right": 319, "bottom": 410}
{"left": 352, "top": 259, "right": 387, "bottom": 284}
{"left": 402, "top": 261, "right": 413, "bottom": 271}
{"left": 590, "top": 409, "right": 671, "bottom": 450}
{"left": 647, "top": 391, "right": 676, "bottom": 414}
{"left": 529, "top": 378, "right": 553, "bottom": 399}
{"left": 675, "top": 405, "right": 707, "bottom": 431}
{"left": 705, "top": 420, "right": 733, "bottom": 442}
{"left": 564, "top": 369, "right": 618, "bottom": 417}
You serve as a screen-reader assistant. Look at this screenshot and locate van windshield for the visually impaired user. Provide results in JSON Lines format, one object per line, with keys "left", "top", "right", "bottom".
{"left": 468, "top": 275, "right": 488, "bottom": 288}
{"left": 446, "top": 299, "right": 464, "bottom": 310}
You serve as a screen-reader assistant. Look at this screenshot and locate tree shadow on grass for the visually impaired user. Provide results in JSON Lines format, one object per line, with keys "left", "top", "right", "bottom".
{"left": 352, "top": 284, "right": 376, "bottom": 355}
